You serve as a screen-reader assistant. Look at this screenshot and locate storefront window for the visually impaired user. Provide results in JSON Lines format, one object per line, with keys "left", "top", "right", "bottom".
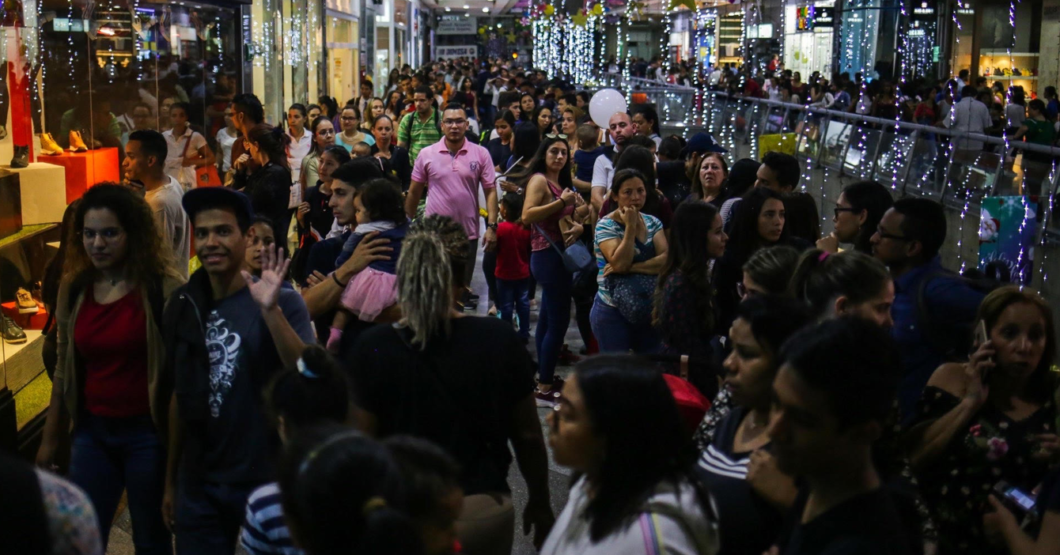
{"left": 782, "top": 2, "right": 835, "bottom": 78}
{"left": 34, "top": 0, "right": 242, "bottom": 154}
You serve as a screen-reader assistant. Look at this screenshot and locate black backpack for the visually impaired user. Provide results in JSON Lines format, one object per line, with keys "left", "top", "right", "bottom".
{"left": 915, "top": 265, "right": 1005, "bottom": 361}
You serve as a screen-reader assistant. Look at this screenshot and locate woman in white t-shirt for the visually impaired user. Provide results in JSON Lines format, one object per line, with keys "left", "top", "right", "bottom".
{"left": 286, "top": 104, "right": 313, "bottom": 184}
{"left": 215, "top": 105, "right": 240, "bottom": 174}
{"left": 162, "top": 102, "right": 215, "bottom": 190}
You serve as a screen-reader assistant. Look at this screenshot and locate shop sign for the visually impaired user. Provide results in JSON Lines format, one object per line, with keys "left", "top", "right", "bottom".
{"left": 436, "top": 45, "right": 477, "bottom": 59}
{"left": 437, "top": 14, "right": 476, "bottom": 34}
{"left": 815, "top": 7, "right": 835, "bottom": 28}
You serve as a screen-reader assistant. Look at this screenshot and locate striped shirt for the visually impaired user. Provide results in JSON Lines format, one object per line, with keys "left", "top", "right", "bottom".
{"left": 696, "top": 405, "right": 784, "bottom": 555}
{"left": 398, "top": 109, "right": 442, "bottom": 164}
{"left": 240, "top": 483, "right": 302, "bottom": 555}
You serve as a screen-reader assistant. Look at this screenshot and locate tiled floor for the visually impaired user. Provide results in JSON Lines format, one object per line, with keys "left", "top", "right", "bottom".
{"left": 107, "top": 247, "right": 588, "bottom": 554}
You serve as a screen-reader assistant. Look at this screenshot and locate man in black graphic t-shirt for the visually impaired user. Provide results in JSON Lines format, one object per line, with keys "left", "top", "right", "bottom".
{"left": 162, "top": 188, "right": 314, "bottom": 555}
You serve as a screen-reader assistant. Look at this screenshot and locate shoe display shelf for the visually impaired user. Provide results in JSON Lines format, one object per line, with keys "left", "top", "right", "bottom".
{"left": 37, "top": 147, "right": 120, "bottom": 203}
{"left": 980, "top": 50, "right": 1040, "bottom": 97}
{"left": 0, "top": 222, "right": 62, "bottom": 458}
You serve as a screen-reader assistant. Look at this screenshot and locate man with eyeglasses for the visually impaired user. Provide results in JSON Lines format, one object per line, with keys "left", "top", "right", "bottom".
{"left": 406, "top": 103, "right": 498, "bottom": 308}
{"left": 870, "top": 197, "right": 985, "bottom": 424}
{"left": 397, "top": 85, "right": 443, "bottom": 165}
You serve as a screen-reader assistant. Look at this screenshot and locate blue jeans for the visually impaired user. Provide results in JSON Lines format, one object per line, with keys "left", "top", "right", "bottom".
{"left": 497, "top": 277, "right": 530, "bottom": 338}
{"left": 68, "top": 414, "right": 172, "bottom": 555}
{"left": 590, "top": 298, "right": 662, "bottom": 354}
{"left": 530, "top": 248, "right": 572, "bottom": 385}
{"left": 175, "top": 478, "right": 258, "bottom": 555}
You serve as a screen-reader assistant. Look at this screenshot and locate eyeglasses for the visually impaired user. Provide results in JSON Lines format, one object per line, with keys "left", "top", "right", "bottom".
{"left": 340, "top": 116, "right": 357, "bottom": 121}
{"left": 81, "top": 228, "right": 125, "bottom": 241}
{"left": 442, "top": 119, "right": 467, "bottom": 126}
{"left": 545, "top": 133, "right": 568, "bottom": 139}
{"left": 875, "top": 227, "right": 912, "bottom": 241}
{"left": 833, "top": 207, "right": 858, "bottom": 218}
{"left": 736, "top": 282, "right": 760, "bottom": 300}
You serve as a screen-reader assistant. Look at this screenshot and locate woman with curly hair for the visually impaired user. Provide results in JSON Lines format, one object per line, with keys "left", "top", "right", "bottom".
{"left": 36, "top": 183, "right": 186, "bottom": 553}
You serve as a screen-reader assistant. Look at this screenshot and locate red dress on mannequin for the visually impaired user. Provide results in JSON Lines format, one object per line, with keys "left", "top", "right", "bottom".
{"left": 3, "top": 0, "right": 34, "bottom": 163}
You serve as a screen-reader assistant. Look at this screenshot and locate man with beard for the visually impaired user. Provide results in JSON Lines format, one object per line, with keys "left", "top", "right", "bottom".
{"left": 590, "top": 111, "right": 636, "bottom": 213}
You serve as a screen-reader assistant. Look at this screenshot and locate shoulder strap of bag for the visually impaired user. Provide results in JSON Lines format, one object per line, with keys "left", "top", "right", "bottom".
{"left": 181, "top": 131, "right": 194, "bottom": 159}
{"left": 533, "top": 224, "right": 567, "bottom": 258}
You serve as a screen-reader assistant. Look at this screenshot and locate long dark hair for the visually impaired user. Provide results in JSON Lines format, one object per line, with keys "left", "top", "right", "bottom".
{"left": 512, "top": 134, "right": 573, "bottom": 191}
{"left": 317, "top": 95, "right": 340, "bottom": 119}
{"left": 279, "top": 426, "right": 424, "bottom": 555}
{"left": 575, "top": 356, "right": 704, "bottom": 541}
{"left": 248, "top": 124, "right": 292, "bottom": 170}
{"left": 841, "top": 180, "right": 894, "bottom": 254}
{"left": 357, "top": 179, "right": 407, "bottom": 226}
{"left": 63, "top": 183, "right": 173, "bottom": 286}
{"left": 654, "top": 201, "right": 719, "bottom": 333}
{"left": 510, "top": 122, "right": 542, "bottom": 166}
{"left": 727, "top": 187, "right": 789, "bottom": 265}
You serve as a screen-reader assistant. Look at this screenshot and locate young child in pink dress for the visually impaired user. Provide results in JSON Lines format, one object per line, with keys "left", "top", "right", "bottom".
{"left": 327, "top": 178, "right": 408, "bottom": 352}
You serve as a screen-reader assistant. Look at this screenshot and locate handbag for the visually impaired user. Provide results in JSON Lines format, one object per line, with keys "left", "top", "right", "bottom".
{"left": 533, "top": 224, "right": 594, "bottom": 274}
{"left": 604, "top": 237, "right": 657, "bottom": 325}
{"left": 182, "top": 133, "right": 222, "bottom": 187}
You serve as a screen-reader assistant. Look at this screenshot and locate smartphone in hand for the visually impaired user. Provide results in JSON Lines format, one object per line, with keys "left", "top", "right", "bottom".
{"left": 972, "top": 320, "right": 990, "bottom": 381}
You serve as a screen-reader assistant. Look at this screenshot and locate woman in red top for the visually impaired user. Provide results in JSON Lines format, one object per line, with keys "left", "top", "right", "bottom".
{"left": 36, "top": 183, "right": 185, "bottom": 553}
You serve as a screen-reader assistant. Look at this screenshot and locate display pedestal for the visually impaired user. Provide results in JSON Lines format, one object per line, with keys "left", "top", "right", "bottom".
{"left": 4, "top": 163, "right": 66, "bottom": 225}
{"left": 37, "top": 148, "right": 120, "bottom": 202}
{"left": 0, "top": 170, "right": 23, "bottom": 239}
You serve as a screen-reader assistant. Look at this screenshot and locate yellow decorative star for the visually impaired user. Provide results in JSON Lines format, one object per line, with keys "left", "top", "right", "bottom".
{"left": 572, "top": 13, "right": 588, "bottom": 26}
{"left": 668, "top": 0, "right": 695, "bottom": 11}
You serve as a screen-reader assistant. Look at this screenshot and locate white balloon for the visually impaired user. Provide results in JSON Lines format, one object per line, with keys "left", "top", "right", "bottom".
{"left": 589, "top": 89, "right": 628, "bottom": 129}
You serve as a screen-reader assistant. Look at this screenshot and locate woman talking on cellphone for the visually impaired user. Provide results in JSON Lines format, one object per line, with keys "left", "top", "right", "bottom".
{"left": 908, "top": 287, "right": 1060, "bottom": 555}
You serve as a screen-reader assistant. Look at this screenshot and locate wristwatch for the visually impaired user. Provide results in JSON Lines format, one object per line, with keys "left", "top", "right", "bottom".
{"left": 487, "top": 222, "right": 498, "bottom": 231}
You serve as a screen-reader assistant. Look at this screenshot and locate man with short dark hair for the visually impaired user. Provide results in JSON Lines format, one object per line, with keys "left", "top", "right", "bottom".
{"left": 162, "top": 188, "right": 314, "bottom": 555}
{"left": 756, "top": 151, "right": 801, "bottom": 192}
{"left": 769, "top": 317, "right": 917, "bottom": 555}
{"left": 229, "top": 94, "right": 265, "bottom": 177}
{"left": 124, "top": 129, "right": 191, "bottom": 277}
{"left": 397, "top": 85, "right": 442, "bottom": 164}
{"left": 406, "top": 103, "right": 498, "bottom": 304}
{"left": 356, "top": 79, "right": 374, "bottom": 118}
{"left": 870, "top": 198, "right": 985, "bottom": 422}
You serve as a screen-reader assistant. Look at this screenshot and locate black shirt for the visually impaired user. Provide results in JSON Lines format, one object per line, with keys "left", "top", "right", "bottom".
{"left": 778, "top": 488, "right": 917, "bottom": 555}
{"left": 657, "top": 160, "right": 691, "bottom": 207}
{"left": 302, "top": 184, "right": 334, "bottom": 240}
{"left": 236, "top": 161, "right": 292, "bottom": 233}
{"left": 486, "top": 138, "right": 512, "bottom": 170}
{"left": 349, "top": 317, "right": 536, "bottom": 495}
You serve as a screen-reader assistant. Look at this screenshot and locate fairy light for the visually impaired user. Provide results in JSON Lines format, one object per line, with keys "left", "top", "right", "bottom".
{"left": 1038, "top": 162, "right": 1059, "bottom": 288}
{"left": 662, "top": 12, "right": 672, "bottom": 76}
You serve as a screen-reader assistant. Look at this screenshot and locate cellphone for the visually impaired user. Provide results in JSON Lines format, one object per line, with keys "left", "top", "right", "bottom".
{"left": 972, "top": 319, "right": 991, "bottom": 380}
{"left": 993, "top": 481, "right": 1036, "bottom": 518}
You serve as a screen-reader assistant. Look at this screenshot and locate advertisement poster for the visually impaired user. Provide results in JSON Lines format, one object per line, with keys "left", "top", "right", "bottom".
{"left": 978, "top": 196, "right": 1038, "bottom": 285}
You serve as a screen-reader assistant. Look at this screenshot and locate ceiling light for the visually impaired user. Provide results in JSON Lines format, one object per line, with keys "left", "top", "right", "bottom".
{"left": 482, "top": 6, "right": 489, "bottom": 12}
{"left": 463, "top": 4, "right": 469, "bottom": 8}
{"left": 445, "top": 6, "right": 450, "bottom": 10}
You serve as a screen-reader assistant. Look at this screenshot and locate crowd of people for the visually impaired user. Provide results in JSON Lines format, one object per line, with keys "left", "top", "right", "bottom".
{"left": 3, "top": 56, "right": 1060, "bottom": 555}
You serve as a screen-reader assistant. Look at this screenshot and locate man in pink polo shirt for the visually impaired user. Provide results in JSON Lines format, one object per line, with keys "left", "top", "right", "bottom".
{"left": 406, "top": 102, "right": 499, "bottom": 305}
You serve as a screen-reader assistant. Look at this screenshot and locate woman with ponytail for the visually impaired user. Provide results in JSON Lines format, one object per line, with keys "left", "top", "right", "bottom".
{"left": 350, "top": 215, "right": 555, "bottom": 555}
{"left": 816, "top": 180, "right": 893, "bottom": 254}
{"left": 237, "top": 123, "right": 295, "bottom": 236}
{"left": 241, "top": 345, "right": 354, "bottom": 555}
{"left": 788, "top": 249, "right": 894, "bottom": 328}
